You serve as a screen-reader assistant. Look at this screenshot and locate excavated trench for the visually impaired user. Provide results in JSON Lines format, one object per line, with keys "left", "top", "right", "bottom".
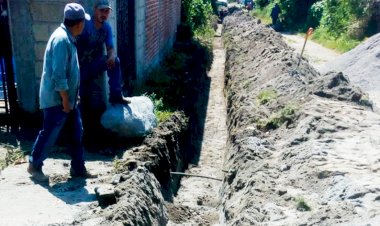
{"left": 70, "top": 10, "right": 380, "bottom": 225}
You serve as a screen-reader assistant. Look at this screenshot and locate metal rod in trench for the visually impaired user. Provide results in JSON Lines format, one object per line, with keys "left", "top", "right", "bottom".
{"left": 170, "top": 172, "right": 223, "bottom": 181}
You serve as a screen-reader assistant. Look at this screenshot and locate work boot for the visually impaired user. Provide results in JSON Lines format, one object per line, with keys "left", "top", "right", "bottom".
{"left": 70, "top": 168, "right": 98, "bottom": 179}
{"left": 27, "top": 163, "right": 49, "bottom": 183}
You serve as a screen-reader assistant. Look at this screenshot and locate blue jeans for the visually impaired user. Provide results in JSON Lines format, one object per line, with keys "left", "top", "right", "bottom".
{"left": 79, "top": 55, "right": 123, "bottom": 102}
{"left": 29, "top": 106, "right": 85, "bottom": 172}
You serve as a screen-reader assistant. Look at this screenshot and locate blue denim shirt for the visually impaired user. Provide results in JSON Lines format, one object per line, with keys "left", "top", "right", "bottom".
{"left": 39, "top": 24, "right": 80, "bottom": 109}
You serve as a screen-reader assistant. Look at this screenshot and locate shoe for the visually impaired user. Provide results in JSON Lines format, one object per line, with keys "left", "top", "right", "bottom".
{"left": 70, "top": 168, "right": 98, "bottom": 178}
{"left": 27, "top": 164, "right": 49, "bottom": 182}
{"left": 110, "top": 96, "right": 131, "bottom": 105}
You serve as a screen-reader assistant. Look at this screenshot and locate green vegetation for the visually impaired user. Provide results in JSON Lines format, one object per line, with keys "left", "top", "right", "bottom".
{"left": 138, "top": 30, "right": 213, "bottom": 125}
{"left": 113, "top": 157, "right": 131, "bottom": 173}
{"left": 145, "top": 92, "right": 173, "bottom": 123}
{"left": 258, "top": 104, "right": 297, "bottom": 130}
{"left": 251, "top": 7, "right": 272, "bottom": 25}
{"left": 257, "top": 88, "right": 278, "bottom": 105}
{"left": 182, "top": 0, "right": 215, "bottom": 39}
{"left": 0, "top": 146, "right": 25, "bottom": 171}
{"left": 295, "top": 197, "right": 311, "bottom": 211}
{"left": 135, "top": 0, "right": 215, "bottom": 125}
{"left": 312, "top": 26, "right": 361, "bottom": 53}
{"left": 252, "top": 0, "right": 379, "bottom": 52}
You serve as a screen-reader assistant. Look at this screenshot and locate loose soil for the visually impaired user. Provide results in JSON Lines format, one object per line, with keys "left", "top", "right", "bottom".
{"left": 220, "top": 11, "right": 380, "bottom": 225}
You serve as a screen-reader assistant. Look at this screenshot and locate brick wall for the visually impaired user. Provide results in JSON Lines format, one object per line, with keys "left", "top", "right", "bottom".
{"left": 144, "top": 0, "right": 181, "bottom": 68}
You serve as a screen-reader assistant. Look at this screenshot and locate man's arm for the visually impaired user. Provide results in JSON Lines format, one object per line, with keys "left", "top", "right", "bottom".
{"left": 59, "top": 90, "right": 71, "bottom": 113}
{"left": 106, "top": 46, "right": 116, "bottom": 69}
{"left": 51, "top": 37, "right": 72, "bottom": 112}
{"left": 105, "top": 22, "right": 116, "bottom": 69}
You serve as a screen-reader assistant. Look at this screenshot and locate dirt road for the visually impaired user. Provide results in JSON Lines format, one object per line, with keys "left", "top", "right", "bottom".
{"left": 0, "top": 151, "right": 114, "bottom": 225}
{"left": 282, "top": 33, "right": 340, "bottom": 71}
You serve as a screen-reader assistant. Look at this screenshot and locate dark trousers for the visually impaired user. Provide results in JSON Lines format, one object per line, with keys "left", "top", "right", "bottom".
{"left": 79, "top": 55, "right": 123, "bottom": 150}
{"left": 79, "top": 55, "right": 123, "bottom": 102}
{"left": 29, "top": 106, "right": 85, "bottom": 172}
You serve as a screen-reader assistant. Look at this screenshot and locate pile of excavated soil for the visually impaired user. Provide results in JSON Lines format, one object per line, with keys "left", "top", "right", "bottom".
{"left": 321, "top": 32, "right": 380, "bottom": 111}
{"left": 221, "top": 11, "right": 380, "bottom": 225}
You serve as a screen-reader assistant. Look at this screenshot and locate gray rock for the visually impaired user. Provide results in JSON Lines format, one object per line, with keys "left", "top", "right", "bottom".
{"left": 101, "top": 96, "right": 157, "bottom": 137}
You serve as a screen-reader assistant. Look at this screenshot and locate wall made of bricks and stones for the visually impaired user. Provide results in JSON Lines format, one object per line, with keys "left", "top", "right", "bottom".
{"left": 142, "top": 0, "right": 181, "bottom": 80}
{"left": 9, "top": 0, "right": 181, "bottom": 113}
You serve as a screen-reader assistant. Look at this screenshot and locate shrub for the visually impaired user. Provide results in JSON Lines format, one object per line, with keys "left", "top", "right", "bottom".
{"left": 295, "top": 197, "right": 311, "bottom": 211}
{"left": 256, "top": 0, "right": 270, "bottom": 8}
{"left": 257, "top": 88, "right": 278, "bottom": 105}
{"left": 258, "top": 104, "right": 297, "bottom": 130}
{"left": 307, "top": 1, "right": 324, "bottom": 28}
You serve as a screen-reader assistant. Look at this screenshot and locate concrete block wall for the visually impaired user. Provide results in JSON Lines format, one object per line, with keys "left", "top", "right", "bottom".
{"left": 8, "top": 0, "right": 96, "bottom": 113}
{"left": 9, "top": 0, "right": 68, "bottom": 113}
{"left": 135, "top": 0, "right": 146, "bottom": 82}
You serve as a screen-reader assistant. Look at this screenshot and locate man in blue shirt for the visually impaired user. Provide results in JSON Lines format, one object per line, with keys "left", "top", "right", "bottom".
{"left": 76, "top": 0, "right": 129, "bottom": 151}
{"left": 28, "top": 3, "right": 94, "bottom": 182}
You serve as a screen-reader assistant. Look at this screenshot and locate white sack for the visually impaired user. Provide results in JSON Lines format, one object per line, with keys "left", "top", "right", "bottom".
{"left": 101, "top": 96, "right": 157, "bottom": 137}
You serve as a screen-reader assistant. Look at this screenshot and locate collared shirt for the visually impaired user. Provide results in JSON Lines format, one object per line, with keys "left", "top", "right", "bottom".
{"left": 39, "top": 24, "right": 80, "bottom": 109}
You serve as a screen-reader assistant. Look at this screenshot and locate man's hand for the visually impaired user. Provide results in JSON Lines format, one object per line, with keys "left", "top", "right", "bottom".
{"left": 106, "top": 47, "right": 116, "bottom": 69}
{"left": 62, "top": 99, "right": 72, "bottom": 113}
{"left": 106, "top": 55, "right": 116, "bottom": 69}
{"left": 60, "top": 91, "right": 72, "bottom": 113}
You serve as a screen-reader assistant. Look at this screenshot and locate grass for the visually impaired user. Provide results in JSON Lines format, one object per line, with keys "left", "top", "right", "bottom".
{"left": 312, "top": 27, "right": 361, "bottom": 53}
{"left": 0, "top": 145, "right": 26, "bottom": 171}
{"left": 257, "top": 88, "right": 278, "bottom": 105}
{"left": 113, "top": 158, "right": 130, "bottom": 173}
{"left": 295, "top": 197, "right": 311, "bottom": 211}
{"left": 257, "top": 104, "right": 298, "bottom": 130}
{"left": 144, "top": 92, "right": 174, "bottom": 124}
{"left": 251, "top": 7, "right": 272, "bottom": 25}
{"left": 252, "top": 6, "right": 361, "bottom": 53}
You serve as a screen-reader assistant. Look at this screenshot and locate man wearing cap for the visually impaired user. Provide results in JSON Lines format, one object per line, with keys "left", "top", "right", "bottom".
{"left": 76, "top": 0, "right": 129, "bottom": 151}
{"left": 28, "top": 3, "right": 95, "bottom": 182}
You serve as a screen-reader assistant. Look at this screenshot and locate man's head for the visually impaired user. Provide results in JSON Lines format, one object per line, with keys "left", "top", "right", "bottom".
{"left": 94, "top": 0, "right": 112, "bottom": 10}
{"left": 64, "top": 3, "right": 90, "bottom": 22}
{"left": 94, "top": 0, "right": 112, "bottom": 24}
{"left": 64, "top": 3, "right": 90, "bottom": 36}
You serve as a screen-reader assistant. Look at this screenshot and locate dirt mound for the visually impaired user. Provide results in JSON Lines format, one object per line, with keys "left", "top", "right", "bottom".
{"left": 221, "top": 11, "right": 380, "bottom": 225}
{"left": 321, "top": 32, "right": 380, "bottom": 110}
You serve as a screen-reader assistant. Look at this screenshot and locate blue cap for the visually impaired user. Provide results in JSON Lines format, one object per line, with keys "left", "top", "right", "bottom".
{"left": 95, "top": 0, "right": 112, "bottom": 10}
{"left": 64, "top": 3, "right": 90, "bottom": 21}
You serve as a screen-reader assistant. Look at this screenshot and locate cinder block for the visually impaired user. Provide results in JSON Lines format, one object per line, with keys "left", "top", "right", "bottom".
{"left": 35, "top": 61, "right": 43, "bottom": 79}
{"left": 33, "top": 23, "right": 50, "bottom": 42}
{"left": 34, "top": 42, "right": 46, "bottom": 61}
{"left": 30, "top": 2, "right": 64, "bottom": 22}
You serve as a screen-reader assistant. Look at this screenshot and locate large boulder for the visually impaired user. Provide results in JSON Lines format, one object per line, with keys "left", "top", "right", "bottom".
{"left": 101, "top": 96, "right": 157, "bottom": 137}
